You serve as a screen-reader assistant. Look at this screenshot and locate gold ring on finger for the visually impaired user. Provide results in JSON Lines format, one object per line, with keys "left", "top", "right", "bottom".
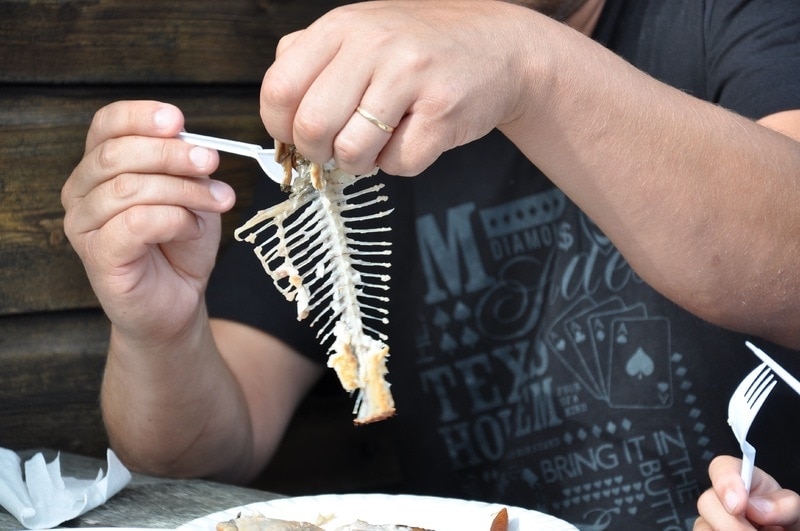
{"left": 355, "top": 105, "right": 396, "bottom": 133}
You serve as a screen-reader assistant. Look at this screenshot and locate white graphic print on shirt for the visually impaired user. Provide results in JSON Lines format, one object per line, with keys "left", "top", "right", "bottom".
{"left": 411, "top": 188, "right": 710, "bottom": 530}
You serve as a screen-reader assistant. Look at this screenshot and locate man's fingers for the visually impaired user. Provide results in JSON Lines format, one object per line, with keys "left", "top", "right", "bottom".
{"left": 696, "top": 488, "right": 754, "bottom": 531}
{"left": 261, "top": 25, "right": 342, "bottom": 148}
{"left": 747, "top": 490, "right": 800, "bottom": 530}
{"left": 707, "top": 456, "right": 749, "bottom": 509}
{"left": 65, "top": 172, "right": 233, "bottom": 239}
{"left": 84, "top": 204, "right": 208, "bottom": 272}
{"left": 85, "top": 100, "right": 184, "bottom": 154}
{"left": 63, "top": 136, "right": 221, "bottom": 205}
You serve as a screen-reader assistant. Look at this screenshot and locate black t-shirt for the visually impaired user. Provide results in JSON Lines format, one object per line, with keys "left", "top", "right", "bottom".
{"left": 208, "top": 0, "right": 800, "bottom": 528}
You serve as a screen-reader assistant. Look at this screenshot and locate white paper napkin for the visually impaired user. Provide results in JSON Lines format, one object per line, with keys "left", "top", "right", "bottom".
{"left": 0, "top": 447, "right": 131, "bottom": 529}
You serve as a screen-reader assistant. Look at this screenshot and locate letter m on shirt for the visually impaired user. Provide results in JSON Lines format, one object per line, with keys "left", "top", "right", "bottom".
{"left": 416, "top": 203, "right": 493, "bottom": 304}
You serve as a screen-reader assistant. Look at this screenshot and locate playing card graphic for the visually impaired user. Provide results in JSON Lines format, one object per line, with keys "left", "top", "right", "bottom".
{"left": 588, "top": 303, "right": 647, "bottom": 394}
{"left": 563, "top": 297, "right": 625, "bottom": 397}
{"left": 607, "top": 317, "right": 672, "bottom": 408}
{"left": 545, "top": 295, "right": 604, "bottom": 398}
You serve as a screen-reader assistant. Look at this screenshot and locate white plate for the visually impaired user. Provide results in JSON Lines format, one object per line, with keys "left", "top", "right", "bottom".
{"left": 177, "top": 493, "right": 577, "bottom": 530}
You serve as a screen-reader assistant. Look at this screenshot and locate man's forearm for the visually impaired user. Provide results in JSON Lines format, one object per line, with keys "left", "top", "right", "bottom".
{"left": 501, "top": 15, "right": 800, "bottom": 347}
{"left": 100, "top": 306, "right": 256, "bottom": 482}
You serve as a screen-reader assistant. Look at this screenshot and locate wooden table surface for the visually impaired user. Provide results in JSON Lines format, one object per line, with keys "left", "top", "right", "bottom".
{"left": 0, "top": 450, "right": 282, "bottom": 529}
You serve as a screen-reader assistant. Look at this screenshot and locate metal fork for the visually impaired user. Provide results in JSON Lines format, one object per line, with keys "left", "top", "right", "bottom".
{"left": 727, "top": 362, "right": 777, "bottom": 492}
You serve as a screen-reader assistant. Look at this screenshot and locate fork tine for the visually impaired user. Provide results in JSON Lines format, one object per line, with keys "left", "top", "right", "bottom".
{"left": 744, "top": 362, "right": 767, "bottom": 387}
{"left": 744, "top": 365, "right": 774, "bottom": 402}
{"left": 749, "top": 376, "right": 777, "bottom": 412}
{"left": 731, "top": 363, "right": 768, "bottom": 404}
{"left": 727, "top": 363, "right": 772, "bottom": 428}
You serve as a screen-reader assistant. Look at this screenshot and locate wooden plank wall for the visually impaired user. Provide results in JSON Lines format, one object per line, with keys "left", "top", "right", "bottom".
{"left": 0, "top": 0, "right": 401, "bottom": 495}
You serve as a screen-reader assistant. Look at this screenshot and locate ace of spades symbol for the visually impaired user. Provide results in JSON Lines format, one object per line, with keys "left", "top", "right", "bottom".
{"left": 607, "top": 317, "right": 672, "bottom": 408}
{"left": 625, "top": 347, "right": 655, "bottom": 379}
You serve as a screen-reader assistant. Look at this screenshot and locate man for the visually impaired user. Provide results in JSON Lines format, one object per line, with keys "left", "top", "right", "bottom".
{"left": 62, "top": 0, "right": 800, "bottom": 528}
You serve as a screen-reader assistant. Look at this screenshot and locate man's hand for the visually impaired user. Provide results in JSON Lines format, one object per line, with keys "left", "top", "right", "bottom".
{"left": 695, "top": 455, "right": 800, "bottom": 530}
{"left": 260, "top": 0, "right": 546, "bottom": 177}
{"left": 62, "top": 100, "right": 235, "bottom": 346}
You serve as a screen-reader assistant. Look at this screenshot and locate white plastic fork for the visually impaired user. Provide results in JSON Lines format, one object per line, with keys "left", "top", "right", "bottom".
{"left": 177, "top": 131, "right": 294, "bottom": 186}
{"left": 727, "top": 362, "right": 777, "bottom": 492}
